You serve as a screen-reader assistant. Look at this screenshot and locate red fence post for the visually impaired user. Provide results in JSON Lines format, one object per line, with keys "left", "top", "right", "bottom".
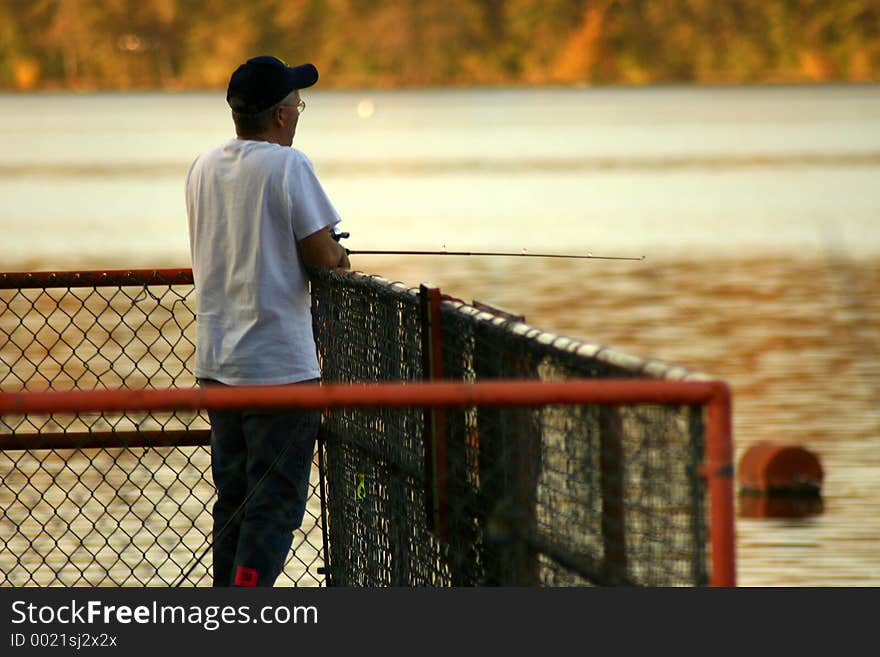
{"left": 420, "top": 285, "right": 448, "bottom": 538}
{"left": 599, "top": 407, "right": 627, "bottom": 583}
{"left": 707, "top": 383, "right": 736, "bottom": 587}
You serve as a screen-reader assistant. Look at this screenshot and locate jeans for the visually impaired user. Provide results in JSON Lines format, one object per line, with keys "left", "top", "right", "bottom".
{"left": 202, "top": 380, "right": 320, "bottom": 587}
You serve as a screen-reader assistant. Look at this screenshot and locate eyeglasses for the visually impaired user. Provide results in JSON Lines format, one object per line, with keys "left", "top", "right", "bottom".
{"left": 281, "top": 99, "right": 306, "bottom": 113}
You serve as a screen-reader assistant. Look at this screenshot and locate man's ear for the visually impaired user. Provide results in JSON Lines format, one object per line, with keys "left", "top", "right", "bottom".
{"left": 273, "top": 105, "right": 286, "bottom": 128}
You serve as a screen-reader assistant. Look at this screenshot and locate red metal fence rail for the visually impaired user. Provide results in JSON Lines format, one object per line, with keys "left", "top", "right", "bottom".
{"left": 0, "top": 379, "right": 735, "bottom": 586}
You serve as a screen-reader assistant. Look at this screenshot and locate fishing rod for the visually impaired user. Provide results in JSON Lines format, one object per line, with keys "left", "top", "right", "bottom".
{"left": 347, "top": 249, "right": 644, "bottom": 261}
{"left": 331, "top": 232, "right": 645, "bottom": 261}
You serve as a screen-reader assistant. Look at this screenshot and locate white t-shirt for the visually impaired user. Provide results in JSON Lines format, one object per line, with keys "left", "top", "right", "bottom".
{"left": 185, "top": 139, "right": 340, "bottom": 385}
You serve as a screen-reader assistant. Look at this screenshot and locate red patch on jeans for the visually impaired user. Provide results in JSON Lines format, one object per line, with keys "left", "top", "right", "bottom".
{"left": 234, "top": 566, "right": 259, "bottom": 587}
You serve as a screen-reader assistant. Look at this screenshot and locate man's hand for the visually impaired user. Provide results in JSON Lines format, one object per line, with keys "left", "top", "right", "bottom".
{"left": 299, "top": 228, "right": 350, "bottom": 269}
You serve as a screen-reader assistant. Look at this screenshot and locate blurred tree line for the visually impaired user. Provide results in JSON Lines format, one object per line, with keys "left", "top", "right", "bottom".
{"left": 1, "top": 0, "right": 877, "bottom": 90}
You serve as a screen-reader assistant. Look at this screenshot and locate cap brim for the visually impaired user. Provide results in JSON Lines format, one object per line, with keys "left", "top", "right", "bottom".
{"left": 288, "top": 63, "right": 318, "bottom": 90}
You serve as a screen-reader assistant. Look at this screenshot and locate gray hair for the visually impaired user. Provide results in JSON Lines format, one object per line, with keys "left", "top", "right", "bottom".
{"left": 231, "top": 90, "right": 297, "bottom": 138}
{"left": 232, "top": 103, "right": 278, "bottom": 138}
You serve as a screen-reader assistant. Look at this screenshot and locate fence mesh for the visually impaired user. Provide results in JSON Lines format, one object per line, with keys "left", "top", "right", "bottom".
{"left": 0, "top": 270, "right": 324, "bottom": 587}
{"left": 311, "top": 268, "right": 709, "bottom": 586}
{"left": 1, "top": 267, "right": 716, "bottom": 588}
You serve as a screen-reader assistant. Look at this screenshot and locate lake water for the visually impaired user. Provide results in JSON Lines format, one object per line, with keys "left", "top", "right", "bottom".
{"left": 1, "top": 84, "right": 878, "bottom": 586}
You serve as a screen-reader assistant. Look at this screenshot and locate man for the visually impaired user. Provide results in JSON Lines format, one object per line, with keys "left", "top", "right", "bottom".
{"left": 185, "top": 55, "right": 349, "bottom": 587}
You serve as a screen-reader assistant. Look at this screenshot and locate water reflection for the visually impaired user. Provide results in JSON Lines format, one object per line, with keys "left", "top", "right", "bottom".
{"left": 738, "top": 493, "right": 825, "bottom": 519}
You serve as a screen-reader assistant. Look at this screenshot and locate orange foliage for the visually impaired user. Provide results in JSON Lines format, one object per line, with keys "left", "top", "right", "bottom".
{"left": 12, "top": 58, "right": 40, "bottom": 90}
{"left": 551, "top": 4, "right": 610, "bottom": 84}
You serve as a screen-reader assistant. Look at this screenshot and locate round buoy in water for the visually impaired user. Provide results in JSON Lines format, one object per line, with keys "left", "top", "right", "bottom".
{"left": 737, "top": 442, "right": 824, "bottom": 518}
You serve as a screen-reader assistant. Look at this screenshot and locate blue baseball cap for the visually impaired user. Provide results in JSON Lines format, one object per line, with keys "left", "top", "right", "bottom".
{"left": 226, "top": 56, "right": 318, "bottom": 114}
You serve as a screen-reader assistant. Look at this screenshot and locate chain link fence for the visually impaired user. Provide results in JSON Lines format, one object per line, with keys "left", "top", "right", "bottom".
{"left": 1, "top": 267, "right": 729, "bottom": 587}
{"left": 0, "top": 270, "right": 324, "bottom": 586}
{"left": 311, "top": 268, "right": 718, "bottom": 586}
